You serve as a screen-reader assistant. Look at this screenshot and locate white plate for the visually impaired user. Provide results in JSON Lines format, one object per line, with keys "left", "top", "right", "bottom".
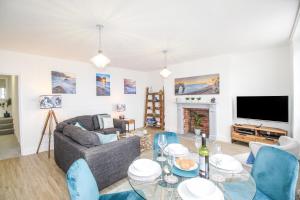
{"left": 128, "top": 165, "right": 161, "bottom": 182}
{"left": 178, "top": 179, "right": 224, "bottom": 200}
{"left": 210, "top": 154, "right": 243, "bottom": 173}
{"left": 164, "top": 144, "right": 189, "bottom": 157}
{"left": 186, "top": 177, "right": 216, "bottom": 198}
{"left": 174, "top": 159, "right": 198, "bottom": 171}
{"left": 129, "top": 160, "right": 161, "bottom": 177}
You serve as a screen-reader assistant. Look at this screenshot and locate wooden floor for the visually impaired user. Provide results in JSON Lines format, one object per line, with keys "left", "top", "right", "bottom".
{"left": 0, "top": 128, "right": 297, "bottom": 200}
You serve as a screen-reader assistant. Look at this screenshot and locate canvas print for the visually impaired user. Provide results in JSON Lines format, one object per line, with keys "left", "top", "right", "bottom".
{"left": 175, "top": 74, "right": 220, "bottom": 95}
{"left": 39, "top": 95, "right": 62, "bottom": 109}
{"left": 51, "top": 71, "right": 76, "bottom": 94}
{"left": 124, "top": 79, "right": 136, "bottom": 94}
{"left": 96, "top": 73, "right": 110, "bottom": 96}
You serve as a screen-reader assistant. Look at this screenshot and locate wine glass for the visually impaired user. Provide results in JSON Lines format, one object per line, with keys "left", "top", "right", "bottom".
{"left": 157, "top": 134, "right": 167, "bottom": 162}
{"left": 194, "top": 136, "right": 202, "bottom": 150}
{"left": 164, "top": 153, "right": 178, "bottom": 184}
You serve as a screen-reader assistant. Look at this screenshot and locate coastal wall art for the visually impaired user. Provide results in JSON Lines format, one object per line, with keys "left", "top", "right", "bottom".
{"left": 96, "top": 73, "right": 110, "bottom": 96}
{"left": 51, "top": 71, "right": 76, "bottom": 94}
{"left": 175, "top": 74, "right": 220, "bottom": 95}
{"left": 124, "top": 78, "right": 136, "bottom": 94}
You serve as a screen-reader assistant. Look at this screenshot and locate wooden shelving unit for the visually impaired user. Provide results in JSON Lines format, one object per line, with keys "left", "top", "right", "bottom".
{"left": 144, "top": 87, "right": 165, "bottom": 129}
{"left": 231, "top": 124, "right": 288, "bottom": 144}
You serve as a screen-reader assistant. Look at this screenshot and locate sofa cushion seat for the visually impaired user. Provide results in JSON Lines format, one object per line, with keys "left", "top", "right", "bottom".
{"left": 63, "top": 125, "right": 100, "bottom": 148}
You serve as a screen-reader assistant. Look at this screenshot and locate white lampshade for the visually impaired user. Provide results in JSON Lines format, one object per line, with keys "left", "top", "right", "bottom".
{"left": 90, "top": 52, "right": 110, "bottom": 68}
{"left": 160, "top": 68, "right": 171, "bottom": 78}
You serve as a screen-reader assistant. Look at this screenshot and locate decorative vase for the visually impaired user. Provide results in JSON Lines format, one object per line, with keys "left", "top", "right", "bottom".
{"left": 4, "top": 111, "right": 10, "bottom": 118}
{"left": 194, "top": 128, "right": 201, "bottom": 136}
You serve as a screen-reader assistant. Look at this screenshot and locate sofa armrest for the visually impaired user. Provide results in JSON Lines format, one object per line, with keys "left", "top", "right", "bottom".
{"left": 113, "top": 118, "right": 126, "bottom": 133}
{"left": 249, "top": 141, "right": 276, "bottom": 157}
{"left": 81, "top": 136, "right": 140, "bottom": 189}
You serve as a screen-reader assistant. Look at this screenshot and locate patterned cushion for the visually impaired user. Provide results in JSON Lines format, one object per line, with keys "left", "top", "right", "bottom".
{"left": 63, "top": 125, "right": 100, "bottom": 148}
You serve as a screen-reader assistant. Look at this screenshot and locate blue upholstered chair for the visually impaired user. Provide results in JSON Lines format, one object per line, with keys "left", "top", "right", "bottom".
{"left": 66, "top": 159, "right": 144, "bottom": 200}
{"left": 153, "top": 132, "right": 179, "bottom": 151}
{"left": 251, "top": 146, "right": 299, "bottom": 200}
{"left": 224, "top": 146, "right": 299, "bottom": 200}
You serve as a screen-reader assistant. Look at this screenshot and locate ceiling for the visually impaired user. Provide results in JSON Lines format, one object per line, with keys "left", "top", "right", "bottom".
{"left": 0, "top": 0, "right": 298, "bottom": 71}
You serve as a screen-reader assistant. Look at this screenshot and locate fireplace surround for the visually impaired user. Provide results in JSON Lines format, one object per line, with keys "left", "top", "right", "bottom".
{"left": 177, "top": 102, "right": 217, "bottom": 140}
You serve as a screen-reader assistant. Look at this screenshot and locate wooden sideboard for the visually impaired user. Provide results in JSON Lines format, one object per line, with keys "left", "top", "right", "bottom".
{"left": 231, "top": 124, "right": 288, "bottom": 144}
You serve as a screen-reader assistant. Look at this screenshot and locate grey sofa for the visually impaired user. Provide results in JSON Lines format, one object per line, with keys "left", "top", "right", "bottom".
{"left": 54, "top": 114, "right": 141, "bottom": 190}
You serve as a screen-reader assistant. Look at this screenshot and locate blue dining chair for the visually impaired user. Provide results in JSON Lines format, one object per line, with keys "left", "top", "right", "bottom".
{"left": 153, "top": 131, "right": 179, "bottom": 151}
{"left": 251, "top": 146, "right": 299, "bottom": 200}
{"left": 66, "top": 159, "right": 144, "bottom": 200}
{"left": 224, "top": 146, "right": 299, "bottom": 200}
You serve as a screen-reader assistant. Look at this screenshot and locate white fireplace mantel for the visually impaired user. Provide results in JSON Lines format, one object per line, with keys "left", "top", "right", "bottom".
{"left": 176, "top": 102, "right": 217, "bottom": 140}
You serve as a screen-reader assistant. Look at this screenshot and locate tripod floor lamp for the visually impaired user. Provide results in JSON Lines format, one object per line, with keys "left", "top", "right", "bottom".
{"left": 36, "top": 95, "right": 62, "bottom": 158}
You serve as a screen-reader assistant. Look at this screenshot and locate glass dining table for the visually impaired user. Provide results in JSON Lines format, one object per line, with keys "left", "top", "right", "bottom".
{"left": 128, "top": 150, "right": 256, "bottom": 200}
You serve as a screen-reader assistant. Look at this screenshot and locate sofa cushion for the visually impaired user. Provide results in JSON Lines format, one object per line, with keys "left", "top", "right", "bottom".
{"left": 102, "top": 117, "right": 114, "bottom": 129}
{"left": 63, "top": 125, "right": 100, "bottom": 148}
{"left": 103, "top": 128, "right": 121, "bottom": 135}
{"left": 96, "top": 114, "right": 111, "bottom": 130}
{"left": 96, "top": 133, "right": 118, "bottom": 144}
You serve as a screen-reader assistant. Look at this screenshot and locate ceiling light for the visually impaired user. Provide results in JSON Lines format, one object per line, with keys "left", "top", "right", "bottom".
{"left": 160, "top": 50, "right": 171, "bottom": 78}
{"left": 91, "top": 25, "right": 110, "bottom": 68}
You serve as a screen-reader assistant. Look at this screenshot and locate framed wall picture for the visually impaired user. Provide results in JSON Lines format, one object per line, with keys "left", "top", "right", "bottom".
{"left": 124, "top": 79, "right": 136, "bottom": 94}
{"left": 175, "top": 74, "right": 220, "bottom": 95}
{"left": 96, "top": 73, "right": 110, "bottom": 96}
{"left": 51, "top": 71, "right": 76, "bottom": 94}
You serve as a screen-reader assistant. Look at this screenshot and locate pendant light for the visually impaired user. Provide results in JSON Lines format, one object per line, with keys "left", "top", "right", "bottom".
{"left": 160, "top": 50, "right": 171, "bottom": 78}
{"left": 91, "top": 24, "right": 110, "bottom": 68}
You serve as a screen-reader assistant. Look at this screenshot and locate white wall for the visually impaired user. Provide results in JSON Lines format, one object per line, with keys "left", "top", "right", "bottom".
{"left": 293, "top": 40, "right": 300, "bottom": 141}
{"left": 163, "top": 46, "right": 293, "bottom": 142}
{"left": 231, "top": 46, "right": 293, "bottom": 134}
{"left": 0, "top": 49, "right": 152, "bottom": 155}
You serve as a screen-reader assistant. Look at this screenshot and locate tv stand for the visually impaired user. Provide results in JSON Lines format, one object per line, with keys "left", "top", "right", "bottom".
{"left": 231, "top": 124, "right": 287, "bottom": 144}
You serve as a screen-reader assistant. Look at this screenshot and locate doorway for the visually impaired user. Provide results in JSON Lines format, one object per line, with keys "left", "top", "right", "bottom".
{"left": 0, "top": 75, "right": 20, "bottom": 160}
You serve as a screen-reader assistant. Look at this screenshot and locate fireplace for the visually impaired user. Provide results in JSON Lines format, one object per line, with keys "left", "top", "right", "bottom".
{"left": 177, "top": 102, "right": 217, "bottom": 140}
{"left": 183, "top": 108, "right": 209, "bottom": 136}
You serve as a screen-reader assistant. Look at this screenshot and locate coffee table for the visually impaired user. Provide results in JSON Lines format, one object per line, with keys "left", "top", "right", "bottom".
{"left": 128, "top": 151, "right": 256, "bottom": 200}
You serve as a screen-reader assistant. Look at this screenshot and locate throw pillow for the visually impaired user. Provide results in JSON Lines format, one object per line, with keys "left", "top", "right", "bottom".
{"left": 96, "top": 133, "right": 118, "bottom": 144}
{"left": 246, "top": 152, "right": 255, "bottom": 164}
{"left": 74, "top": 122, "right": 87, "bottom": 131}
{"left": 102, "top": 117, "right": 114, "bottom": 129}
{"left": 63, "top": 125, "right": 100, "bottom": 147}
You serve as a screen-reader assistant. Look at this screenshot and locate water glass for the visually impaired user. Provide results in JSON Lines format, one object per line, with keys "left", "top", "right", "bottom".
{"left": 164, "top": 154, "right": 178, "bottom": 184}
{"left": 157, "top": 134, "right": 167, "bottom": 162}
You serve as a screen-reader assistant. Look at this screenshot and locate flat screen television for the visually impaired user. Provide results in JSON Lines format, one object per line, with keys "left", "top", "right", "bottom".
{"left": 236, "top": 96, "right": 288, "bottom": 122}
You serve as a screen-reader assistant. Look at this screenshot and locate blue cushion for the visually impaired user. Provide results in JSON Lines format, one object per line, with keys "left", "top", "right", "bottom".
{"left": 96, "top": 133, "right": 118, "bottom": 144}
{"left": 74, "top": 122, "right": 87, "bottom": 131}
{"left": 66, "top": 159, "right": 99, "bottom": 200}
{"left": 246, "top": 152, "right": 255, "bottom": 164}
{"left": 253, "top": 189, "right": 272, "bottom": 200}
{"left": 99, "top": 191, "right": 144, "bottom": 200}
{"left": 251, "top": 147, "right": 299, "bottom": 200}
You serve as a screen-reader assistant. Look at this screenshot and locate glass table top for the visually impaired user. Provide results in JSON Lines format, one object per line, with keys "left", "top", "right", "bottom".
{"left": 128, "top": 150, "right": 256, "bottom": 200}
